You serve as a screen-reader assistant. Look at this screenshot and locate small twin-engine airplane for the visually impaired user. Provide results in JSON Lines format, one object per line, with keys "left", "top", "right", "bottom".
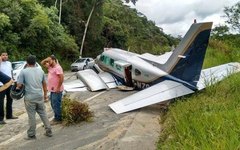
{"left": 64, "top": 22, "right": 240, "bottom": 114}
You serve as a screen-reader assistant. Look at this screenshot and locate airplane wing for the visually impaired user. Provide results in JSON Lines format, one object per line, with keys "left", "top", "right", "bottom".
{"left": 109, "top": 62, "right": 240, "bottom": 114}
{"left": 109, "top": 80, "right": 195, "bottom": 114}
{"left": 197, "top": 62, "right": 240, "bottom": 90}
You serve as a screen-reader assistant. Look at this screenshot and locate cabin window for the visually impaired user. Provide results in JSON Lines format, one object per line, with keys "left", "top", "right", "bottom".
{"left": 100, "top": 55, "right": 105, "bottom": 61}
{"left": 115, "top": 64, "right": 122, "bottom": 71}
{"left": 101, "top": 55, "right": 109, "bottom": 64}
{"left": 104, "top": 57, "right": 110, "bottom": 64}
{"left": 110, "top": 59, "right": 114, "bottom": 67}
{"left": 135, "top": 69, "right": 141, "bottom": 76}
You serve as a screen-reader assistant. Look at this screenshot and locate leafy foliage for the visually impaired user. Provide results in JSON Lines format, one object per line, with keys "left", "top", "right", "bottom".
{"left": 211, "top": 25, "right": 229, "bottom": 39}
{"left": 1, "top": 0, "right": 178, "bottom": 68}
{"left": 224, "top": 2, "right": 240, "bottom": 32}
{"left": 124, "top": 0, "right": 138, "bottom": 5}
{"left": 102, "top": 0, "right": 178, "bottom": 54}
{"left": 62, "top": 96, "right": 94, "bottom": 126}
{"left": 0, "top": 0, "right": 78, "bottom": 62}
{"left": 39, "top": 0, "right": 177, "bottom": 58}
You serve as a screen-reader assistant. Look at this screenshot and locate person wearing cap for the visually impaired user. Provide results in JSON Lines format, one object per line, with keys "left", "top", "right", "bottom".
{"left": 41, "top": 55, "right": 64, "bottom": 125}
{"left": 17, "top": 55, "right": 52, "bottom": 140}
{"left": 0, "top": 51, "right": 18, "bottom": 125}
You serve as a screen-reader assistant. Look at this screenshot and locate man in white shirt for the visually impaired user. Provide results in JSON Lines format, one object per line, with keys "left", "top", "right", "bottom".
{"left": 0, "top": 51, "right": 18, "bottom": 125}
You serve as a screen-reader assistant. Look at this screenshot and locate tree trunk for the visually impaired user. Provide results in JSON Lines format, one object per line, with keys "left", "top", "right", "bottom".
{"left": 79, "top": 2, "right": 96, "bottom": 58}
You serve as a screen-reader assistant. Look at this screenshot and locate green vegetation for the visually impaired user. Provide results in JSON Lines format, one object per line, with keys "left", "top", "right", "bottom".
{"left": 1, "top": 0, "right": 177, "bottom": 70}
{"left": 158, "top": 72, "right": 240, "bottom": 149}
{"left": 62, "top": 96, "right": 94, "bottom": 126}
{"left": 158, "top": 35, "right": 240, "bottom": 149}
{"left": 0, "top": 0, "right": 79, "bottom": 62}
{"left": 102, "top": 0, "right": 178, "bottom": 55}
{"left": 158, "top": 36, "right": 240, "bottom": 149}
{"left": 158, "top": 2, "right": 240, "bottom": 149}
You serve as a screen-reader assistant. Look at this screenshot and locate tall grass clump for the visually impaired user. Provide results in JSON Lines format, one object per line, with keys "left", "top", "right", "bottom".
{"left": 62, "top": 96, "right": 94, "bottom": 126}
{"left": 203, "top": 40, "right": 237, "bottom": 68}
{"left": 158, "top": 73, "right": 240, "bottom": 149}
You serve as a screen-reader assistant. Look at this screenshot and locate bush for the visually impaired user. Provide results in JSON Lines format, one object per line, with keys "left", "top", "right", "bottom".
{"left": 62, "top": 96, "right": 94, "bottom": 125}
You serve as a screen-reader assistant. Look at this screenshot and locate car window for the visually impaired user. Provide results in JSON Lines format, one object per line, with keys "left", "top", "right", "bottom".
{"left": 75, "top": 59, "right": 85, "bottom": 63}
{"left": 12, "top": 62, "right": 24, "bottom": 70}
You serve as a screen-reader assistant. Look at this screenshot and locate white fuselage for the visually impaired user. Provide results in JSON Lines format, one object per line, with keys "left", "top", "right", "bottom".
{"left": 96, "top": 48, "right": 168, "bottom": 88}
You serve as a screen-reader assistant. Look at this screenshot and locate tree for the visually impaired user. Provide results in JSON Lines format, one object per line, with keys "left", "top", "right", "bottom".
{"left": 0, "top": 0, "right": 78, "bottom": 60}
{"left": 102, "top": 0, "right": 177, "bottom": 54}
{"left": 125, "top": 0, "right": 138, "bottom": 5}
{"left": 224, "top": 2, "right": 240, "bottom": 32}
{"left": 211, "top": 25, "right": 229, "bottom": 39}
{"left": 80, "top": 0, "right": 104, "bottom": 58}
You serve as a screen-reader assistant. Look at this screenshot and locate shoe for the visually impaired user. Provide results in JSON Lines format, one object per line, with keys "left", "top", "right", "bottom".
{"left": 0, "top": 120, "right": 6, "bottom": 124}
{"left": 24, "top": 135, "right": 36, "bottom": 140}
{"left": 50, "top": 119, "right": 62, "bottom": 126}
{"left": 44, "top": 130, "right": 53, "bottom": 137}
{"left": 6, "top": 116, "right": 18, "bottom": 119}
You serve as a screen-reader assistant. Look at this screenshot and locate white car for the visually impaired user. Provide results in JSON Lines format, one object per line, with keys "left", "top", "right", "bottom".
{"left": 70, "top": 57, "right": 94, "bottom": 72}
{"left": 12, "top": 61, "right": 42, "bottom": 80}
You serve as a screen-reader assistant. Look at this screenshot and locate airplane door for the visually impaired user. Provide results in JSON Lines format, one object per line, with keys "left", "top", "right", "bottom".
{"left": 124, "top": 65, "right": 133, "bottom": 87}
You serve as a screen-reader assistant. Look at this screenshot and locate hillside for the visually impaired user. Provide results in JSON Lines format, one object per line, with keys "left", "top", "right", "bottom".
{"left": 158, "top": 37, "right": 240, "bottom": 149}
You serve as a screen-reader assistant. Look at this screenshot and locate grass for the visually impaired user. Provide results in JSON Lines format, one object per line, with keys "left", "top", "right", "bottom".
{"left": 158, "top": 73, "right": 240, "bottom": 149}
{"left": 157, "top": 39, "right": 240, "bottom": 149}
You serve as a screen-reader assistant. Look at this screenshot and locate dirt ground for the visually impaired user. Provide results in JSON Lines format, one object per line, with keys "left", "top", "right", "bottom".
{"left": 0, "top": 73, "right": 164, "bottom": 150}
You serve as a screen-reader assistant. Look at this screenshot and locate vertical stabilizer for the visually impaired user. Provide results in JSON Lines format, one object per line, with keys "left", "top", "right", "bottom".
{"left": 161, "top": 22, "right": 213, "bottom": 86}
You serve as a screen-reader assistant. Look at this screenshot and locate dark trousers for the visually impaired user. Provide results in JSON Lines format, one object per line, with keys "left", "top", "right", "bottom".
{"left": 0, "top": 86, "right": 13, "bottom": 121}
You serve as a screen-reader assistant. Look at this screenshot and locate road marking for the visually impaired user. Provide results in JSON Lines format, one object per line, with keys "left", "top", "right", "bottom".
{"left": 0, "top": 116, "right": 54, "bottom": 146}
{"left": 83, "top": 91, "right": 106, "bottom": 102}
{"left": 0, "top": 91, "right": 106, "bottom": 146}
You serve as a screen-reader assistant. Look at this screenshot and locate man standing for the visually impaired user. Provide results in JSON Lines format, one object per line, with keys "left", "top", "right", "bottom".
{"left": 17, "top": 55, "right": 52, "bottom": 140}
{"left": 0, "top": 51, "right": 17, "bottom": 125}
{"left": 41, "top": 55, "right": 64, "bottom": 125}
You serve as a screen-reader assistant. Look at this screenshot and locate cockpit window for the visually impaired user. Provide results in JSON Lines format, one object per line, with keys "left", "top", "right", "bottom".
{"left": 100, "top": 55, "right": 105, "bottom": 61}
{"left": 135, "top": 69, "right": 141, "bottom": 76}
{"left": 110, "top": 59, "right": 114, "bottom": 67}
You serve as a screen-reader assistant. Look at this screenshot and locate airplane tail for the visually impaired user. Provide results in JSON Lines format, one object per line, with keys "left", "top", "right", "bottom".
{"left": 161, "top": 22, "right": 213, "bottom": 86}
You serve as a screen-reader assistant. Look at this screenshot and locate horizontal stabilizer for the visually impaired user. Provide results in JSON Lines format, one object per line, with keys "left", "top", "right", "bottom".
{"left": 138, "top": 52, "right": 173, "bottom": 65}
{"left": 197, "top": 62, "right": 240, "bottom": 90}
{"left": 109, "top": 80, "right": 194, "bottom": 114}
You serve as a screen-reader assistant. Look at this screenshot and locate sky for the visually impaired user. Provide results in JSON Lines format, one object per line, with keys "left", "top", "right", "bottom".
{"left": 126, "top": 0, "right": 239, "bottom": 36}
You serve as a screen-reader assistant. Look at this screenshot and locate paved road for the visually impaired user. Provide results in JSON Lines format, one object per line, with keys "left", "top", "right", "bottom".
{"left": 0, "top": 72, "right": 163, "bottom": 150}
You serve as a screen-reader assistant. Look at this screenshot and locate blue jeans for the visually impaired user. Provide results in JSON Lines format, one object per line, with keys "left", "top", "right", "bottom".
{"left": 50, "top": 92, "right": 62, "bottom": 121}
